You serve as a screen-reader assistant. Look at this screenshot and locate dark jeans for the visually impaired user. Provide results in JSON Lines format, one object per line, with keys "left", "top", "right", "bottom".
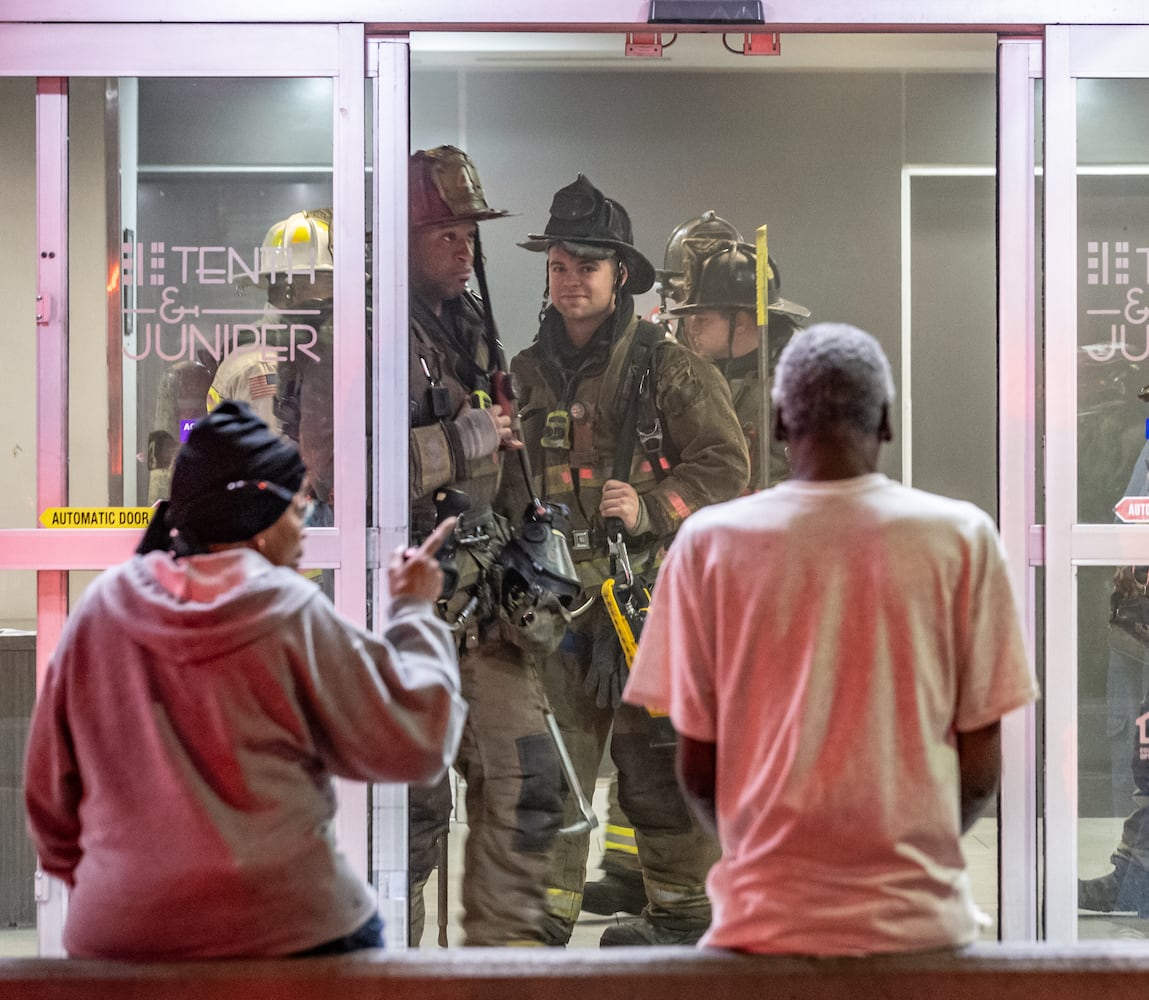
{"left": 291, "top": 913, "right": 384, "bottom": 956}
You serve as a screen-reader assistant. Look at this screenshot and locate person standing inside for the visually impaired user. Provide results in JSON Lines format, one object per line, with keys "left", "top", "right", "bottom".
{"left": 406, "top": 145, "right": 567, "bottom": 946}
{"left": 24, "top": 400, "right": 464, "bottom": 958}
{"left": 209, "top": 207, "right": 335, "bottom": 438}
{"left": 624, "top": 322, "right": 1038, "bottom": 954}
{"left": 504, "top": 174, "right": 750, "bottom": 946}
{"left": 584, "top": 230, "right": 811, "bottom": 919}
{"left": 672, "top": 240, "right": 808, "bottom": 490}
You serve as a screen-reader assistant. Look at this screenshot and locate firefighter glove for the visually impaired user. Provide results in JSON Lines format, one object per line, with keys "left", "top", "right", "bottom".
{"left": 585, "top": 620, "right": 627, "bottom": 710}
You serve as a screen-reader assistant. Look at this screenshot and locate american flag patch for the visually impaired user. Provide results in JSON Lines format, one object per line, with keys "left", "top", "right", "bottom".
{"left": 247, "top": 371, "right": 278, "bottom": 399}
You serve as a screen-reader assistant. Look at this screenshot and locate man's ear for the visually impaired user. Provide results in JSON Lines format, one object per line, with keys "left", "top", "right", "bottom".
{"left": 878, "top": 404, "right": 894, "bottom": 443}
{"left": 773, "top": 408, "right": 788, "bottom": 442}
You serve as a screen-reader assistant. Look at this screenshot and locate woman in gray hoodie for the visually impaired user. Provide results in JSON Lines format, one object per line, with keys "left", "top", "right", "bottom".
{"left": 24, "top": 400, "right": 464, "bottom": 959}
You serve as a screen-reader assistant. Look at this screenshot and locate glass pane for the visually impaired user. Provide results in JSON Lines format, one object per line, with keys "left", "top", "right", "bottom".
{"left": 1076, "top": 79, "right": 1149, "bottom": 941}
{"left": 68, "top": 77, "right": 334, "bottom": 520}
{"left": 1079, "top": 564, "right": 1149, "bottom": 939}
{"left": 409, "top": 32, "right": 1006, "bottom": 947}
{"left": 0, "top": 80, "right": 37, "bottom": 530}
{"left": 0, "top": 572, "right": 38, "bottom": 956}
{"left": 1077, "top": 81, "right": 1149, "bottom": 526}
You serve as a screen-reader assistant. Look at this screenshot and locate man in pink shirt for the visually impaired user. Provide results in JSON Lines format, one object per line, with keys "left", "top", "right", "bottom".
{"left": 624, "top": 322, "right": 1038, "bottom": 955}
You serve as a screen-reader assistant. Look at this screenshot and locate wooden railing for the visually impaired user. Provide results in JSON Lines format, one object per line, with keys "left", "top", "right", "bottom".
{"left": 5, "top": 942, "right": 1149, "bottom": 1000}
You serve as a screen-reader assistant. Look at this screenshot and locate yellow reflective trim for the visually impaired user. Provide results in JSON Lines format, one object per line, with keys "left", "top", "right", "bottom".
{"left": 207, "top": 386, "right": 222, "bottom": 409}
{"left": 544, "top": 887, "right": 582, "bottom": 922}
{"left": 604, "top": 822, "right": 639, "bottom": 854}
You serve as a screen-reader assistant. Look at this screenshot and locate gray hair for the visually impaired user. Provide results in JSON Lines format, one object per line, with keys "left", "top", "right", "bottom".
{"left": 771, "top": 323, "right": 896, "bottom": 437}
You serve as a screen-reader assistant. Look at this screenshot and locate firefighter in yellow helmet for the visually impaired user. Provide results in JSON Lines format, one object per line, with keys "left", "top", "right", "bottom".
{"left": 208, "top": 208, "right": 334, "bottom": 438}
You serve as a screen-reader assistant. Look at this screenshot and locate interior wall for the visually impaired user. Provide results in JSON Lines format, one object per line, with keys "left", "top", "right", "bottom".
{"left": 411, "top": 65, "right": 998, "bottom": 500}
{"left": 0, "top": 77, "right": 37, "bottom": 628}
{"left": 69, "top": 78, "right": 111, "bottom": 510}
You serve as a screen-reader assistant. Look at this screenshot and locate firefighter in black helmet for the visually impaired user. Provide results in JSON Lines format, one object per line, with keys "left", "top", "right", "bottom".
{"left": 500, "top": 175, "right": 749, "bottom": 946}
{"left": 406, "top": 145, "right": 569, "bottom": 948}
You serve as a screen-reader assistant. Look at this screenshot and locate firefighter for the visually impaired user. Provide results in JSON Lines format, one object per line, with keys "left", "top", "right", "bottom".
{"left": 147, "top": 359, "right": 214, "bottom": 504}
{"left": 266, "top": 209, "right": 337, "bottom": 519}
{"left": 582, "top": 221, "right": 811, "bottom": 918}
{"left": 208, "top": 208, "right": 334, "bottom": 441}
{"left": 406, "top": 145, "right": 567, "bottom": 947}
{"left": 671, "top": 240, "right": 810, "bottom": 489}
{"left": 502, "top": 174, "right": 750, "bottom": 946}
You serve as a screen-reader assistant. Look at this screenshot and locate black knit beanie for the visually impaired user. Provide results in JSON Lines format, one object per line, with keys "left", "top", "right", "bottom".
{"left": 137, "top": 400, "right": 306, "bottom": 556}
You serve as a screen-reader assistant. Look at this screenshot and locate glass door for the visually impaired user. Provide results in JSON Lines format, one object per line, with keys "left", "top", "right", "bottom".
{"left": 0, "top": 22, "right": 368, "bottom": 955}
{"left": 1045, "top": 24, "right": 1149, "bottom": 943}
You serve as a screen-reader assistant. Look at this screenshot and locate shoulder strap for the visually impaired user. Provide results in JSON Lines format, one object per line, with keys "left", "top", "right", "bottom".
{"left": 611, "top": 322, "right": 669, "bottom": 484}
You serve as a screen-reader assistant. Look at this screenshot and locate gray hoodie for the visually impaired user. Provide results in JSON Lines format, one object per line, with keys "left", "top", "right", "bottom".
{"left": 24, "top": 547, "right": 464, "bottom": 958}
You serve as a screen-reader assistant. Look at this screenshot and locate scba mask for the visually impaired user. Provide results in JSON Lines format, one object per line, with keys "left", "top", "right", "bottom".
{"left": 498, "top": 501, "right": 583, "bottom": 616}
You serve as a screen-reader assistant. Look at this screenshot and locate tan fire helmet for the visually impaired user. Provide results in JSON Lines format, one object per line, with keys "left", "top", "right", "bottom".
{"left": 409, "top": 145, "right": 513, "bottom": 228}
{"left": 658, "top": 211, "right": 744, "bottom": 306}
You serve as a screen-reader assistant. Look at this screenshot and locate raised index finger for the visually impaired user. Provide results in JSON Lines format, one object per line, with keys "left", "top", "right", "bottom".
{"left": 416, "top": 516, "right": 458, "bottom": 557}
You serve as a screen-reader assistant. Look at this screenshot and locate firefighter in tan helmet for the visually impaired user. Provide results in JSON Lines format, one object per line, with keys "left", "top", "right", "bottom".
{"left": 672, "top": 238, "right": 810, "bottom": 490}
{"left": 406, "top": 145, "right": 572, "bottom": 947}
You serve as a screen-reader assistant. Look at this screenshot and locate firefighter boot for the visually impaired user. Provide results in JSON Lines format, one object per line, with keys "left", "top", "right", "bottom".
{"left": 582, "top": 865, "right": 646, "bottom": 916}
{"left": 599, "top": 911, "right": 707, "bottom": 947}
{"left": 1079, "top": 855, "right": 1149, "bottom": 917}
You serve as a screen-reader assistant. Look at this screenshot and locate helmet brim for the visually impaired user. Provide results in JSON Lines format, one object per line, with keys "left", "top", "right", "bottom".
{"left": 411, "top": 208, "right": 516, "bottom": 229}
{"left": 668, "top": 300, "right": 751, "bottom": 316}
{"left": 772, "top": 295, "right": 811, "bottom": 321}
{"left": 669, "top": 297, "right": 811, "bottom": 320}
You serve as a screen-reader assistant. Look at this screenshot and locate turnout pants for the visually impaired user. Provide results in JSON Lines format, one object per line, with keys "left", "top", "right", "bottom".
{"left": 541, "top": 603, "right": 719, "bottom": 944}
{"left": 408, "top": 635, "right": 564, "bottom": 946}
{"left": 458, "top": 636, "right": 565, "bottom": 945}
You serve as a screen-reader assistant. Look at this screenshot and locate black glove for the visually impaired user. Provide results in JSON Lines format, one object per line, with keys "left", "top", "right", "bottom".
{"left": 584, "top": 615, "right": 628, "bottom": 710}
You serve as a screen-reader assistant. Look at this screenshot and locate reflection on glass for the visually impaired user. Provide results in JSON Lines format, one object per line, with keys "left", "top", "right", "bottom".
{"left": 69, "top": 78, "right": 334, "bottom": 518}
{"left": 1076, "top": 79, "right": 1149, "bottom": 941}
{"left": 1077, "top": 80, "right": 1149, "bottom": 525}
{"left": 0, "top": 571, "right": 37, "bottom": 953}
{"left": 1078, "top": 565, "right": 1149, "bottom": 939}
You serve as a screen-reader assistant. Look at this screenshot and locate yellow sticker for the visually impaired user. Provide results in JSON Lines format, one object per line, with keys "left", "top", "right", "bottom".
{"left": 39, "top": 507, "right": 154, "bottom": 529}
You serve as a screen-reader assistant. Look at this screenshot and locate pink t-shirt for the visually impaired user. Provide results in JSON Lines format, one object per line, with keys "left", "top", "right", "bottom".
{"left": 625, "top": 474, "right": 1037, "bottom": 955}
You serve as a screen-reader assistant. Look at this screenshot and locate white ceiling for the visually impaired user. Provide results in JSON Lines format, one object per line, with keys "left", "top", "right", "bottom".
{"left": 409, "top": 31, "right": 999, "bottom": 73}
